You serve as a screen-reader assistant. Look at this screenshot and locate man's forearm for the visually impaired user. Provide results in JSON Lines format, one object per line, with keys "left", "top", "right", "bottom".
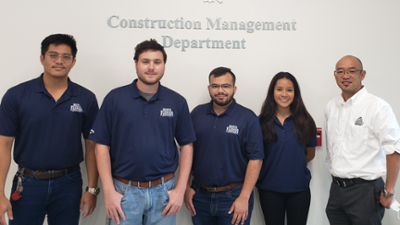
{"left": 85, "top": 139, "right": 98, "bottom": 188}
{"left": 385, "top": 152, "right": 400, "bottom": 193}
{"left": 176, "top": 143, "right": 193, "bottom": 192}
{"left": 94, "top": 143, "right": 114, "bottom": 193}
{"left": 239, "top": 159, "right": 263, "bottom": 199}
{"left": 0, "top": 136, "right": 14, "bottom": 195}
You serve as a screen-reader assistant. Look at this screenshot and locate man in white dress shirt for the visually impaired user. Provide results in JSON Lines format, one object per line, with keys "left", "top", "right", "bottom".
{"left": 325, "top": 55, "right": 400, "bottom": 225}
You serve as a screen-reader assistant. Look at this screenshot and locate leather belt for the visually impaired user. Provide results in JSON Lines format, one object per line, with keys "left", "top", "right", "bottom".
{"left": 115, "top": 173, "right": 174, "bottom": 188}
{"left": 18, "top": 165, "right": 80, "bottom": 180}
{"left": 195, "top": 180, "right": 243, "bottom": 193}
{"left": 332, "top": 176, "right": 374, "bottom": 188}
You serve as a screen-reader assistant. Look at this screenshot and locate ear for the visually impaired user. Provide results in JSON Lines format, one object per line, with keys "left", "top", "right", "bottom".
{"left": 70, "top": 58, "right": 77, "bottom": 68}
{"left": 360, "top": 70, "right": 366, "bottom": 81}
{"left": 135, "top": 60, "right": 138, "bottom": 70}
{"left": 233, "top": 86, "right": 237, "bottom": 94}
{"left": 40, "top": 55, "right": 44, "bottom": 65}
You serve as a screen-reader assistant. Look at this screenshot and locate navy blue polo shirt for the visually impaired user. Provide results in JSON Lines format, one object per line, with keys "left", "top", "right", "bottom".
{"left": 191, "top": 100, "right": 264, "bottom": 187}
{"left": 256, "top": 115, "right": 317, "bottom": 193}
{"left": 0, "top": 74, "right": 99, "bottom": 170}
{"left": 89, "top": 79, "right": 196, "bottom": 181}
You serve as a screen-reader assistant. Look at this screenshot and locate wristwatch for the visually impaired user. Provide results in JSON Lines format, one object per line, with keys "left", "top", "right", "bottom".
{"left": 86, "top": 186, "right": 100, "bottom": 196}
{"left": 383, "top": 189, "right": 395, "bottom": 198}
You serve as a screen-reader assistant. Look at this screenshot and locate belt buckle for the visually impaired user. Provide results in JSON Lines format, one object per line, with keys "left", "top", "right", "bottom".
{"left": 33, "top": 170, "right": 40, "bottom": 179}
{"left": 341, "top": 180, "right": 347, "bottom": 188}
{"left": 137, "top": 181, "right": 152, "bottom": 188}
{"left": 334, "top": 178, "right": 340, "bottom": 186}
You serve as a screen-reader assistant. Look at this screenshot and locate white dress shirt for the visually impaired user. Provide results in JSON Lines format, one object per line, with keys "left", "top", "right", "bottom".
{"left": 325, "top": 87, "right": 400, "bottom": 180}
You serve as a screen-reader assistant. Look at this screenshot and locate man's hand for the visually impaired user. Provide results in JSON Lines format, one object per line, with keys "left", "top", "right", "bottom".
{"left": 105, "top": 190, "right": 125, "bottom": 224}
{"left": 228, "top": 195, "right": 248, "bottom": 225}
{"left": 380, "top": 192, "right": 394, "bottom": 209}
{"left": 184, "top": 187, "right": 196, "bottom": 216}
{"left": 162, "top": 188, "right": 184, "bottom": 217}
{"left": 0, "top": 195, "right": 12, "bottom": 224}
{"left": 79, "top": 192, "right": 97, "bottom": 219}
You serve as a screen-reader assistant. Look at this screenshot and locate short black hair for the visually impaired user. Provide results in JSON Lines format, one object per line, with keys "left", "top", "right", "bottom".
{"left": 133, "top": 39, "right": 167, "bottom": 63}
{"left": 41, "top": 34, "right": 77, "bottom": 58}
{"left": 208, "top": 67, "right": 236, "bottom": 85}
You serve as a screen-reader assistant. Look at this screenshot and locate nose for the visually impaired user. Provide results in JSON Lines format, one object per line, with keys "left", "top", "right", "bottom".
{"left": 149, "top": 62, "right": 155, "bottom": 70}
{"left": 54, "top": 55, "right": 63, "bottom": 64}
{"left": 342, "top": 72, "right": 350, "bottom": 79}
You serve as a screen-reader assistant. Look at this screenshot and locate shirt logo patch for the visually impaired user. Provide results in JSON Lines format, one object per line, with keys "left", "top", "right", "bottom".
{"left": 70, "top": 103, "right": 83, "bottom": 113}
{"left": 226, "top": 125, "right": 239, "bottom": 135}
{"left": 160, "top": 108, "right": 174, "bottom": 117}
{"left": 355, "top": 117, "right": 364, "bottom": 126}
{"left": 90, "top": 129, "right": 95, "bottom": 134}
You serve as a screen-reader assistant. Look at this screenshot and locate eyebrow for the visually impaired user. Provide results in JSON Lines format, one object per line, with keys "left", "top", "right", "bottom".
{"left": 48, "top": 51, "right": 72, "bottom": 55}
{"left": 336, "top": 66, "right": 358, "bottom": 70}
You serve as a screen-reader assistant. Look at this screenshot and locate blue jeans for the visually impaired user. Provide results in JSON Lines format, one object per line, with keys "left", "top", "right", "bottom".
{"left": 9, "top": 169, "right": 82, "bottom": 225}
{"left": 109, "top": 176, "right": 176, "bottom": 225}
{"left": 191, "top": 181, "right": 254, "bottom": 225}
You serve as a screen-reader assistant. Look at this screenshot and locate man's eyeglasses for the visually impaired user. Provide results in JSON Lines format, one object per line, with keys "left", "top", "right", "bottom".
{"left": 46, "top": 52, "right": 74, "bottom": 63}
{"left": 209, "top": 84, "right": 234, "bottom": 90}
{"left": 334, "top": 69, "right": 362, "bottom": 76}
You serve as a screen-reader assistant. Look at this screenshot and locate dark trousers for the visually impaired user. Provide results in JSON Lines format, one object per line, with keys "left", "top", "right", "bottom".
{"left": 191, "top": 181, "right": 254, "bottom": 225}
{"left": 258, "top": 188, "right": 311, "bottom": 225}
{"left": 325, "top": 177, "right": 385, "bottom": 225}
{"left": 9, "top": 169, "right": 82, "bottom": 225}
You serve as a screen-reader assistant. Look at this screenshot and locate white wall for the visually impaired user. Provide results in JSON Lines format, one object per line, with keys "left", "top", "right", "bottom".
{"left": 1, "top": 0, "right": 400, "bottom": 224}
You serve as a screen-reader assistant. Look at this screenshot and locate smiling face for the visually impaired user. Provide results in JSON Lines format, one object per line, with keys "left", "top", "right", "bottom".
{"left": 335, "top": 55, "right": 366, "bottom": 101}
{"left": 135, "top": 50, "right": 165, "bottom": 87}
{"left": 40, "top": 43, "right": 76, "bottom": 80}
{"left": 274, "top": 78, "right": 294, "bottom": 111}
{"left": 208, "top": 73, "right": 237, "bottom": 107}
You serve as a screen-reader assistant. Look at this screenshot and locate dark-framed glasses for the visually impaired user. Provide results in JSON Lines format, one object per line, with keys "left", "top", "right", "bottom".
{"left": 334, "top": 69, "right": 362, "bottom": 76}
{"left": 46, "top": 52, "right": 74, "bottom": 63}
{"left": 210, "top": 84, "right": 234, "bottom": 90}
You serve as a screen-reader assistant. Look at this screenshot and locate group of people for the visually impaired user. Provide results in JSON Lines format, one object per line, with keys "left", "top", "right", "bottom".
{"left": 0, "top": 33, "right": 399, "bottom": 225}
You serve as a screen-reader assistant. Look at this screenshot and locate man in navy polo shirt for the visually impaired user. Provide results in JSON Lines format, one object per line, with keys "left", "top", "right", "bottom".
{"left": 0, "top": 34, "right": 99, "bottom": 225}
{"left": 90, "top": 39, "right": 196, "bottom": 225}
{"left": 184, "top": 67, "right": 264, "bottom": 225}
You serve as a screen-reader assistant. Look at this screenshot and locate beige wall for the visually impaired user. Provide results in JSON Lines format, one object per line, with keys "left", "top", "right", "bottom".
{"left": 1, "top": 0, "right": 400, "bottom": 224}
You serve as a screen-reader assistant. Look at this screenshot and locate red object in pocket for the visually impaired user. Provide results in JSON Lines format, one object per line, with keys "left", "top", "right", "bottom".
{"left": 11, "top": 190, "right": 22, "bottom": 201}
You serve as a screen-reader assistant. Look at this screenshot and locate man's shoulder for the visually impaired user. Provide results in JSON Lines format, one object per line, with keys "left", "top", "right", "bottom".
{"left": 105, "top": 83, "right": 133, "bottom": 97}
{"left": 4, "top": 77, "right": 39, "bottom": 98}
{"left": 361, "top": 92, "right": 390, "bottom": 108}
{"left": 192, "top": 102, "right": 209, "bottom": 111}
{"left": 159, "top": 85, "right": 187, "bottom": 101}
{"left": 234, "top": 102, "right": 258, "bottom": 117}
{"left": 69, "top": 80, "right": 96, "bottom": 98}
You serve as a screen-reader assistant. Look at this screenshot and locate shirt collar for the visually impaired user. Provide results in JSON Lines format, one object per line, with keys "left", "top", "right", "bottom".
{"left": 339, "top": 86, "right": 368, "bottom": 105}
{"left": 206, "top": 99, "right": 237, "bottom": 116}
{"left": 130, "top": 79, "right": 164, "bottom": 101}
{"left": 33, "top": 73, "right": 77, "bottom": 97}
{"left": 274, "top": 114, "right": 293, "bottom": 125}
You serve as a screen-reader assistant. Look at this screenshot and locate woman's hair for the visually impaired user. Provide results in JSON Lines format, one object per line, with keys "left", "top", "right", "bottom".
{"left": 259, "top": 72, "right": 316, "bottom": 144}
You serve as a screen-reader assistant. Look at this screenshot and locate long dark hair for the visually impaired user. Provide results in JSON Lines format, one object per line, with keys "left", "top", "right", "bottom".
{"left": 259, "top": 72, "right": 316, "bottom": 144}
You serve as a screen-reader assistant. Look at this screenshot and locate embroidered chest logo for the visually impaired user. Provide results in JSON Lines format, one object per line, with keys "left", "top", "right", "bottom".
{"left": 70, "top": 103, "right": 83, "bottom": 113}
{"left": 226, "top": 125, "right": 239, "bottom": 135}
{"left": 160, "top": 108, "right": 174, "bottom": 117}
{"left": 355, "top": 117, "right": 364, "bottom": 126}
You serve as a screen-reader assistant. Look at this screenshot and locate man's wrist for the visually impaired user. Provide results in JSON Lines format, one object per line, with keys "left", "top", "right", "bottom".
{"left": 86, "top": 186, "right": 100, "bottom": 196}
{"left": 383, "top": 188, "right": 395, "bottom": 198}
